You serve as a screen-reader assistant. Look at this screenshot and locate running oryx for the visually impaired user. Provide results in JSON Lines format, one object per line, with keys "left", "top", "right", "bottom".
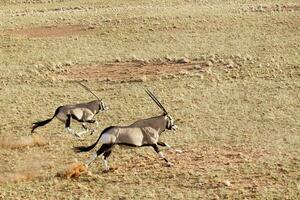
{"left": 31, "top": 82, "right": 107, "bottom": 138}
{"left": 74, "top": 89, "right": 182, "bottom": 172}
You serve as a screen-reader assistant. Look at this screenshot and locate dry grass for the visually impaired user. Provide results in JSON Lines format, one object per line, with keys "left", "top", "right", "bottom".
{"left": 65, "top": 61, "right": 196, "bottom": 82}
{"left": 0, "top": 0, "right": 299, "bottom": 199}
{"left": 8, "top": 25, "right": 97, "bottom": 38}
{"left": 0, "top": 171, "right": 40, "bottom": 185}
{"left": 0, "top": 135, "right": 47, "bottom": 149}
{"left": 0, "top": 153, "right": 51, "bottom": 185}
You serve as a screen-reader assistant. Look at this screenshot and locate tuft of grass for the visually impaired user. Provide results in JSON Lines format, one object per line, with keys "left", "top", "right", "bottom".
{"left": 0, "top": 135, "right": 47, "bottom": 149}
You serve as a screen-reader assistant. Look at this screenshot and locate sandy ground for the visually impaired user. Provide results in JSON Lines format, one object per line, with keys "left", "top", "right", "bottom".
{"left": 0, "top": 0, "right": 299, "bottom": 199}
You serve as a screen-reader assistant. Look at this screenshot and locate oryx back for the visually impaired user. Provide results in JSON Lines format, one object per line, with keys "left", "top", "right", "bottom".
{"left": 102, "top": 127, "right": 146, "bottom": 146}
{"left": 56, "top": 106, "right": 95, "bottom": 122}
{"left": 100, "top": 115, "right": 165, "bottom": 146}
{"left": 117, "top": 127, "right": 145, "bottom": 146}
{"left": 55, "top": 100, "right": 99, "bottom": 122}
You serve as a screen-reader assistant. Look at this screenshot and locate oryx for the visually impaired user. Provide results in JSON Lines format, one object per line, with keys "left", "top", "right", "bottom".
{"left": 74, "top": 89, "right": 181, "bottom": 172}
{"left": 31, "top": 82, "right": 107, "bottom": 138}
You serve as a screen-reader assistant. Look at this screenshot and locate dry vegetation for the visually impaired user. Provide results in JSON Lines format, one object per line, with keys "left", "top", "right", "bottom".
{"left": 0, "top": 135, "right": 47, "bottom": 149}
{"left": 0, "top": 0, "right": 299, "bottom": 199}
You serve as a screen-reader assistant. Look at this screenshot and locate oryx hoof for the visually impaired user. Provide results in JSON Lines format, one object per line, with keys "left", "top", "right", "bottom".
{"left": 90, "top": 129, "right": 95, "bottom": 135}
{"left": 75, "top": 134, "right": 84, "bottom": 140}
{"left": 175, "top": 149, "right": 183, "bottom": 154}
{"left": 102, "top": 168, "right": 110, "bottom": 173}
{"left": 166, "top": 162, "right": 174, "bottom": 167}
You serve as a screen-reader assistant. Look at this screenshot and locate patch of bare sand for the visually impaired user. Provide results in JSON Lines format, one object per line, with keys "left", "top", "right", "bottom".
{"left": 65, "top": 62, "right": 199, "bottom": 82}
{"left": 92, "top": 144, "right": 294, "bottom": 194}
{"left": 0, "top": 153, "right": 51, "bottom": 184}
{"left": 112, "top": 145, "right": 270, "bottom": 172}
{"left": 8, "top": 25, "right": 96, "bottom": 38}
{"left": 0, "top": 171, "right": 40, "bottom": 184}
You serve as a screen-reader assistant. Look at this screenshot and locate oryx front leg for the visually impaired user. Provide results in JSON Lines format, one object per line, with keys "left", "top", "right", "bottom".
{"left": 157, "top": 141, "right": 182, "bottom": 154}
{"left": 89, "top": 120, "right": 99, "bottom": 135}
{"left": 84, "top": 119, "right": 98, "bottom": 135}
{"left": 76, "top": 123, "right": 90, "bottom": 136}
{"left": 65, "top": 127, "right": 83, "bottom": 139}
{"left": 81, "top": 123, "right": 89, "bottom": 132}
{"left": 152, "top": 144, "right": 173, "bottom": 167}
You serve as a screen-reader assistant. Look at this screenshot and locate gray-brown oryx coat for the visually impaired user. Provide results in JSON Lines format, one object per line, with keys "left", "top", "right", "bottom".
{"left": 31, "top": 82, "right": 107, "bottom": 138}
{"left": 74, "top": 89, "right": 181, "bottom": 172}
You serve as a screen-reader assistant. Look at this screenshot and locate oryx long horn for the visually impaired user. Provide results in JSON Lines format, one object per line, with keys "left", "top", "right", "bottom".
{"left": 145, "top": 88, "right": 168, "bottom": 114}
{"left": 77, "top": 81, "right": 101, "bottom": 101}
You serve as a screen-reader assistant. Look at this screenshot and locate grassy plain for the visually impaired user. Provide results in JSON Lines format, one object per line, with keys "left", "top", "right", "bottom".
{"left": 0, "top": 0, "right": 299, "bottom": 199}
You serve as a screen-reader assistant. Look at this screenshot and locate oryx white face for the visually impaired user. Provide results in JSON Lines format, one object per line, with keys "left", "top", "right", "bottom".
{"left": 165, "top": 114, "right": 177, "bottom": 131}
{"left": 99, "top": 99, "right": 108, "bottom": 111}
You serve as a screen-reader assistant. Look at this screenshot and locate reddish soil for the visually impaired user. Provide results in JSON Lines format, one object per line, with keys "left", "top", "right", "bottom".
{"left": 9, "top": 25, "right": 96, "bottom": 38}
{"left": 65, "top": 62, "right": 200, "bottom": 82}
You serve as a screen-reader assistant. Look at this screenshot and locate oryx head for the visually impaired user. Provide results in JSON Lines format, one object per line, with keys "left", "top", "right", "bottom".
{"left": 145, "top": 89, "right": 177, "bottom": 131}
{"left": 98, "top": 98, "right": 108, "bottom": 111}
{"left": 77, "top": 81, "right": 108, "bottom": 111}
{"left": 165, "top": 114, "right": 177, "bottom": 131}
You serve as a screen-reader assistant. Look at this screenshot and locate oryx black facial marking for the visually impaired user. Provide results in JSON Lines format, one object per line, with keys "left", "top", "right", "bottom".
{"left": 31, "top": 82, "right": 107, "bottom": 138}
{"left": 74, "top": 89, "right": 181, "bottom": 172}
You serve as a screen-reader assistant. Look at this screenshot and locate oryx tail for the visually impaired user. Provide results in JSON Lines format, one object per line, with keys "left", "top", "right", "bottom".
{"left": 31, "top": 106, "right": 61, "bottom": 133}
{"left": 74, "top": 126, "right": 114, "bottom": 153}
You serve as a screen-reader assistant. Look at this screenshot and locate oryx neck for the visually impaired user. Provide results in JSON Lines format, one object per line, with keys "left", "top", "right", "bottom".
{"left": 86, "top": 100, "right": 100, "bottom": 114}
{"left": 145, "top": 115, "right": 167, "bottom": 134}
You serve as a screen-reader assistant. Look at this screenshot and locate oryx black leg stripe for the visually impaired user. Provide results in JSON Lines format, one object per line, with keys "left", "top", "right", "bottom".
{"left": 96, "top": 144, "right": 113, "bottom": 156}
{"left": 82, "top": 124, "right": 88, "bottom": 130}
{"left": 152, "top": 144, "right": 170, "bottom": 163}
{"left": 71, "top": 114, "right": 84, "bottom": 122}
{"left": 157, "top": 141, "right": 167, "bottom": 147}
{"left": 86, "top": 119, "right": 96, "bottom": 123}
{"left": 152, "top": 144, "right": 160, "bottom": 153}
{"left": 103, "top": 150, "right": 112, "bottom": 159}
{"left": 66, "top": 115, "right": 71, "bottom": 128}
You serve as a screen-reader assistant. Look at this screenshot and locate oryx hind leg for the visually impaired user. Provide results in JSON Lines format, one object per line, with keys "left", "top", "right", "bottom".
{"left": 85, "top": 152, "right": 97, "bottom": 167}
{"left": 152, "top": 144, "right": 173, "bottom": 167}
{"left": 102, "top": 150, "right": 112, "bottom": 172}
{"left": 64, "top": 114, "right": 83, "bottom": 139}
{"left": 87, "top": 144, "right": 114, "bottom": 172}
{"left": 157, "top": 141, "right": 182, "bottom": 154}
